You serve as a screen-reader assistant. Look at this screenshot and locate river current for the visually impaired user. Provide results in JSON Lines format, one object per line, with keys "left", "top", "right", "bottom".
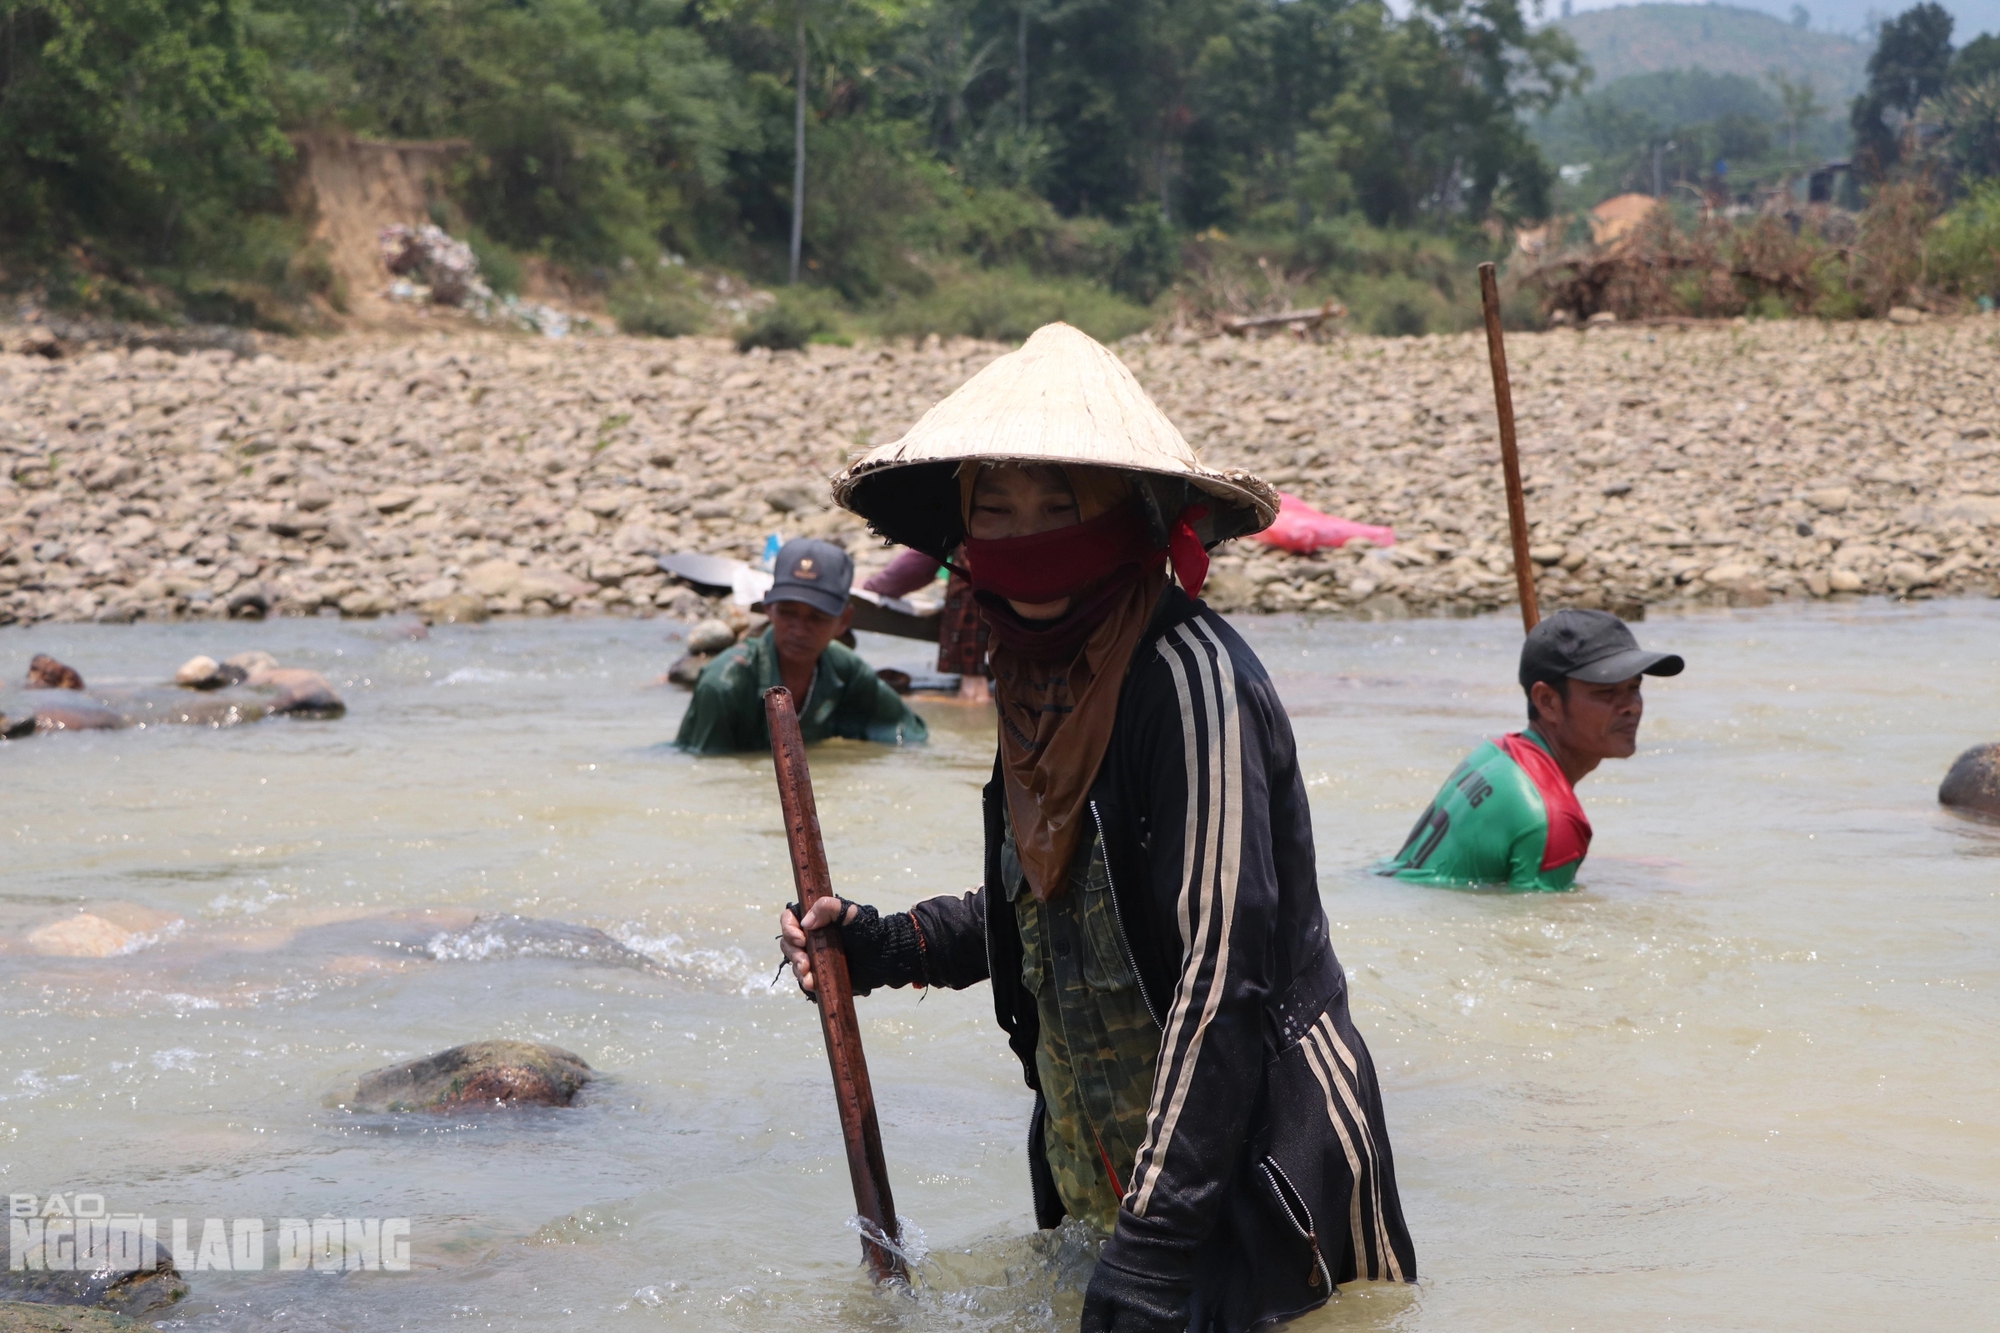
{"left": 3, "top": 601, "right": 1996, "bottom": 1329}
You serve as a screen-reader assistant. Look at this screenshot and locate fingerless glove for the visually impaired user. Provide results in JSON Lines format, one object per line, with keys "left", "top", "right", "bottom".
{"left": 785, "top": 900, "right": 926, "bottom": 997}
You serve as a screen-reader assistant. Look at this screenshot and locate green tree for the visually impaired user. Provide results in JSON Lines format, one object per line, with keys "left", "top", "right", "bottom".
{"left": 893, "top": 0, "right": 1003, "bottom": 154}
{"left": 1291, "top": 0, "right": 1584, "bottom": 227}
{"left": 1952, "top": 33, "right": 2000, "bottom": 88}
{"left": 1767, "top": 69, "right": 1822, "bottom": 164}
{"left": 1920, "top": 75, "right": 2000, "bottom": 182}
{"left": 715, "top": 0, "right": 904, "bottom": 281}
{"left": 1850, "top": 2, "right": 1955, "bottom": 179}
{"left": 1, "top": 0, "right": 283, "bottom": 261}
{"left": 256, "top": 0, "right": 747, "bottom": 265}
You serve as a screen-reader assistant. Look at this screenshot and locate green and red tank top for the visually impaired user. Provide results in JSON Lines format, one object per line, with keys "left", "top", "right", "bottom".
{"left": 1376, "top": 729, "right": 1591, "bottom": 892}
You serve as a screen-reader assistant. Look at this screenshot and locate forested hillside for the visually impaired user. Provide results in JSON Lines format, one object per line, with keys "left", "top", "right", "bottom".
{"left": 1556, "top": 3, "right": 1869, "bottom": 94}
{"left": 0, "top": 0, "right": 1587, "bottom": 337}
{"left": 1, "top": 0, "right": 1996, "bottom": 338}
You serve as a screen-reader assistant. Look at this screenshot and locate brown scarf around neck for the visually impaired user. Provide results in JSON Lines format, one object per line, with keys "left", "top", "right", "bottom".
{"left": 987, "top": 562, "right": 1167, "bottom": 902}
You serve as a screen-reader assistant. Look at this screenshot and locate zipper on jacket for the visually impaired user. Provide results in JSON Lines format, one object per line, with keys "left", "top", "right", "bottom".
{"left": 1089, "top": 798, "right": 1161, "bottom": 1029}
{"left": 1260, "top": 1157, "right": 1329, "bottom": 1292}
{"left": 983, "top": 785, "right": 997, "bottom": 994}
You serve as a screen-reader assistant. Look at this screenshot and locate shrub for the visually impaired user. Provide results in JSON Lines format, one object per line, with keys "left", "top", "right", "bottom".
{"left": 736, "top": 287, "right": 847, "bottom": 351}
{"left": 870, "top": 267, "right": 1151, "bottom": 344}
{"left": 464, "top": 229, "right": 524, "bottom": 296}
{"left": 611, "top": 269, "right": 711, "bottom": 338}
{"left": 1929, "top": 178, "right": 2000, "bottom": 303}
{"left": 1110, "top": 203, "right": 1181, "bottom": 303}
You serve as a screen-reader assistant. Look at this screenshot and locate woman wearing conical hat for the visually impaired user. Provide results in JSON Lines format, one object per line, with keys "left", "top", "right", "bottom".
{"left": 780, "top": 323, "right": 1415, "bottom": 1329}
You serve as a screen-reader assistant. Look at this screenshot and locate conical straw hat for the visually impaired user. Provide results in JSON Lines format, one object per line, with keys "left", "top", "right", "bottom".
{"left": 832, "top": 322, "right": 1277, "bottom": 558}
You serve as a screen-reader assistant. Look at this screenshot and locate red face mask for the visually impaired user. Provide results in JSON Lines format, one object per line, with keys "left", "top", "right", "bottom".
{"left": 962, "top": 503, "right": 1154, "bottom": 604}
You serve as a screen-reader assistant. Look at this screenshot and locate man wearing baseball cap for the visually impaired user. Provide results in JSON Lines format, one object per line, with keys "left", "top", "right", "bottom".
{"left": 1378, "top": 609, "right": 1684, "bottom": 891}
{"left": 674, "top": 537, "right": 928, "bottom": 755}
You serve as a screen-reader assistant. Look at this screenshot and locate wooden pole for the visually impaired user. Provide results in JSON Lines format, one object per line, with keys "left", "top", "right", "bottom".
{"left": 1478, "top": 261, "right": 1540, "bottom": 632}
{"left": 764, "top": 687, "right": 907, "bottom": 1283}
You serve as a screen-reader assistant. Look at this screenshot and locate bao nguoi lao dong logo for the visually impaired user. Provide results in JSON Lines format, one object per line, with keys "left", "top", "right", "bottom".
{"left": 9, "top": 1193, "right": 412, "bottom": 1272}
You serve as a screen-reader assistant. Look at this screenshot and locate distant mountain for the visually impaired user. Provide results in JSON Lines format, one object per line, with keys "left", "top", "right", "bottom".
{"left": 1557, "top": 4, "right": 1870, "bottom": 101}
{"left": 1560, "top": 0, "right": 2000, "bottom": 45}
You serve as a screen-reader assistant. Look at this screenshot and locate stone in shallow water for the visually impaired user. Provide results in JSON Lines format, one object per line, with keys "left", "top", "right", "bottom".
{"left": 173, "top": 655, "right": 225, "bottom": 687}
{"left": 224, "top": 651, "right": 278, "bottom": 675}
{"left": 666, "top": 652, "right": 711, "bottom": 687}
{"left": 1939, "top": 742, "right": 2000, "bottom": 819}
{"left": 22, "top": 905, "right": 183, "bottom": 957}
{"left": 24, "top": 656, "right": 83, "bottom": 690}
{"left": 686, "top": 618, "right": 738, "bottom": 655}
{"left": 419, "top": 913, "right": 658, "bottom": 970}
{"left": 345, "top": 1040, "right": 593, "bottom": 1113}
{"left": 420, "top": 592, "right": 489, "bottom": 624}
{"left": 0, "top": 1233, "right": 186, "bottom": 1317}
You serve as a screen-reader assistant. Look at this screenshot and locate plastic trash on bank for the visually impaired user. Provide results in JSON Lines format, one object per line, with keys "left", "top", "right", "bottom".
{"left": 1254, "top": 492, "right": 1396, "bottom": 555}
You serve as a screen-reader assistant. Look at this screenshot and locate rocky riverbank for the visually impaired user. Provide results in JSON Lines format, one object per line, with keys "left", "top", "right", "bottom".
{"left": 2, "top": 316, "right": 1997, "bottom": 627}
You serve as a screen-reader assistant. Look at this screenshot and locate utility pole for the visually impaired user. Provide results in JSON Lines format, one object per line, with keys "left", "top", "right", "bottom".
{"left": 790, "top": 4, "right": 807, "bottom": 285}
{"left": 1652, "top": 139, "right": 1676, "bottom": 198}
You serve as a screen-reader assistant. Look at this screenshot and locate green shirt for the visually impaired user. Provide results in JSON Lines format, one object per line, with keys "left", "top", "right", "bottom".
{"left": 1005, "top": 813, "right": 1161, "bottom": 1234}
{"left": 1375, "top": 728, "right": 1594, "bottom": 893}
{"left": 672, "top": 628, "right": 929, "bottom": 755}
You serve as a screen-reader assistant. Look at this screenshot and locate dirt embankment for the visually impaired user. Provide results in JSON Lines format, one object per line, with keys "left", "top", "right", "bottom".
{"left": 1, "top": 317, "right": 1997, "bottom": 628}
{"left": 289, "top": 133, "right": 470, "bottom": 324}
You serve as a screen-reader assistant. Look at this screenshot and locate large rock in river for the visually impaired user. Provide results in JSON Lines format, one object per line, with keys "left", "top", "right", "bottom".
{"left": 344, "top": 1041, "right": 592, "bottom": 1113}
{"left": 0, "top": 1230, "right": 186, "bottom": 1317}
{"left": 1939, "top": 742, "right": 2000, "bottom": 818}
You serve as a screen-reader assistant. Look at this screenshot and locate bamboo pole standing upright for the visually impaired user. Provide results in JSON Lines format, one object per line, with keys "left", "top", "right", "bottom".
{"left": 764, "top": 686, "right": 907, "bottom": 1283}
{"left": 1477, "top": 261, "right": 1540, "bottom": 632}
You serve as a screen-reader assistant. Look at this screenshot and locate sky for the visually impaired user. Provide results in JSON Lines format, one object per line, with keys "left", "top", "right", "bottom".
{"left": 1550, "top": 0, "right": 2000, "bottom": 42}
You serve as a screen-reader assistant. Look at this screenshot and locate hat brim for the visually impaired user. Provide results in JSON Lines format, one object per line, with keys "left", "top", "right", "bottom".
{"left": 1568, "top": 648, "right": 1684, "bottom": 683}
{"left": 836, "top": 459, "right": 1276, "bottom": 562}
{"left": 761, "top": 585, "right": 849, "bottom": 618}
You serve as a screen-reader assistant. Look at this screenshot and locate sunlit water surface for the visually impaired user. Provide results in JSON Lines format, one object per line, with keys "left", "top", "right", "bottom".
{"left": 2, "top": 602, "right": 1997, "bottom": 1330}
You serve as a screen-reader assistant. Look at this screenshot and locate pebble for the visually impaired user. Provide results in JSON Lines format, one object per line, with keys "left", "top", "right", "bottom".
{"left": 0, "top": 319, "right": 1995, "bottom": 626}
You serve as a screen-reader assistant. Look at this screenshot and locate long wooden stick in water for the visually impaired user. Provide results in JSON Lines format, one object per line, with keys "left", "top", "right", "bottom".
{"left": 763, "top": 687, "right": 907, "bottom": 1283}
{"left": 1478, "top": 261, "right": 1540, "bottom": 632}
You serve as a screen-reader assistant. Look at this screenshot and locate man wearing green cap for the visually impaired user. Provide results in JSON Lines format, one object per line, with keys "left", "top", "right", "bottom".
{"left": 674, "top": 537, "right": 928, "bottom": 755}
{"left": 1379, "top": 609, "right": 1684, "bottom": 892}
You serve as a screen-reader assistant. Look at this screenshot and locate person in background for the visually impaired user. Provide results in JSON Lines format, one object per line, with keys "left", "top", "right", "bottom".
{"left": 1377, "top": 609, "right": 1684, "bottom": 892}
{"left": 674, "top": 538, "right": 927, "bottom": 755}
{"left": 863, "top": 546, "right": 991, "bottom": 704}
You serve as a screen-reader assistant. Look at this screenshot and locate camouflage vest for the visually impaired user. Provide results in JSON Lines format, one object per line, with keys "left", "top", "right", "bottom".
{"left": 1003, "top": 813, "right": 1162, "bottom": 1234}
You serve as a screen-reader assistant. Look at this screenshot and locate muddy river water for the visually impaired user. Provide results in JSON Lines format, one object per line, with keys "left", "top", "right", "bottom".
{"left": 3, "top": 601, "right": 1997, "bottom": 1330}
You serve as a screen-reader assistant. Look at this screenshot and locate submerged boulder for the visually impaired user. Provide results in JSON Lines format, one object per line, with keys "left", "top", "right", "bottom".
{"left": 169, "top": 653, "right": 344, "bottom": 718}
{"left": 418, "top": 914, "right": 658, "bottom": 970}
{"left": 22, "top": 905, "right": 183, "bottom": 958}
{"left": 1939, "top": 742, "right": 2000, "bottom": 819}
{"left": 244, "top": 667, "right": 344, "bottom": 717}
{"left": 30, "top": 703, "right": 124, "bottom": 733}
{"left": 0, "top": 1231, "right": 186, "bottom": 1317}
{"left": 345, "top": 1040, "right": 592, "bottom": 1113}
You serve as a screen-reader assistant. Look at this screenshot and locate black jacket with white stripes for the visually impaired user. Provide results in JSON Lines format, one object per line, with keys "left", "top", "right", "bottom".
{"left": 849, "top": 587, "right": 1416, "bottom": 1328}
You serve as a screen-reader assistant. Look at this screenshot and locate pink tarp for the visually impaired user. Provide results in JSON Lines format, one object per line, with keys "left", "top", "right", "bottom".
{"left": 1254, "top": 493, "right": 1395, "bottom": 555}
